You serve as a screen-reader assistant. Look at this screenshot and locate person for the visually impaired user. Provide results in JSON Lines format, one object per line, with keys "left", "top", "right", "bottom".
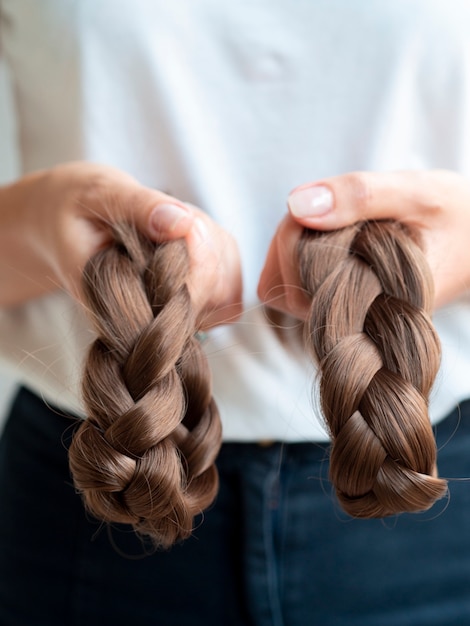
{"left": 1, "top": 1, "right": 470, "bottom": 624}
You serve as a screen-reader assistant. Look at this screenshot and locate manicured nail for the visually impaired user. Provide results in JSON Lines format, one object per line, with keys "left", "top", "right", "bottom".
{"left": 150, "top": 203, "right": 190, "bottom": 234}
{"left": 288, "top": 185, "right": 333, "bottom": 218}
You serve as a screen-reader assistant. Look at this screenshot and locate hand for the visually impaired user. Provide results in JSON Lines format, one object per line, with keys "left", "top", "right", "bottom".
{"left": 258, "top": 170, "right": 470, "bottom": 316}
{"left": 0, "top": 162, "right": 242, "bottom": 327}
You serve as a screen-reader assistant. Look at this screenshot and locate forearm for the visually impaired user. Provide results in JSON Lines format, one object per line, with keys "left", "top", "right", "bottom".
{"left": 0, "top": 170, "right": 59, "bottom": 308}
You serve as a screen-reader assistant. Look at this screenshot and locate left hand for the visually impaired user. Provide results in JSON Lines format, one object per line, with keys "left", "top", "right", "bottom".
{"left": 258, "top": 170, "right": 470, "bottom": 317}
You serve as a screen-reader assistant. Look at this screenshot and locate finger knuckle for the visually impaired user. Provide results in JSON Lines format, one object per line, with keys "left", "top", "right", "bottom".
{"left": 346, "top": 172, "right": 374, "bottom": 218}
{"left": 417, "top": 190, "right": 444, "bottom": 219}
{"left": 78, "top": 171, "right": 112, "bottom": 210}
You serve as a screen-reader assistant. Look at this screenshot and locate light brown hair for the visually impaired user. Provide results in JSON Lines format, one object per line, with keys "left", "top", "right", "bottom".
{"left": 69, "top": 219, "right": 447, "bottom": 548}
{"left": 68, "top": 224, "right": 221, "bottom": 548}
{"left": 298, "top": 220, "right": 448, "bottom": 517}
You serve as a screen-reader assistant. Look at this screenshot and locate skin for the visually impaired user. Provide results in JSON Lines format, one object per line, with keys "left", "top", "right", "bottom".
{"left": 258, "top": 170, "right": 470, "bottom": 317}
{"left": 0, "top": 162, "right": 243, "bottom": 329}
{"left": 2, "top": 164, "right": 470, "bottom": 328}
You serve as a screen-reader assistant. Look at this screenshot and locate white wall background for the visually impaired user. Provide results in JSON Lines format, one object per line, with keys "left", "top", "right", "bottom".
{"left": 0, "top": 58, "right": 20, "bottom": 431}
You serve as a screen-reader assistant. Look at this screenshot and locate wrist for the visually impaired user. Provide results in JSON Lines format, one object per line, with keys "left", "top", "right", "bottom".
{"left": 0, "top": 171, "right": 59, "bottom": 307}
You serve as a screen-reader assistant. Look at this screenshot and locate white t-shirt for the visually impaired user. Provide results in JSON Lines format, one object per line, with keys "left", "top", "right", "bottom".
{"left": 1, "top": 0, "right": 470, "bottom": 441}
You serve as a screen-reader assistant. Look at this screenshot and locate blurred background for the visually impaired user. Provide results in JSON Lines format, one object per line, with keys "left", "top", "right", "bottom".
{"left": 0, "top": 57, "right": 19, "bottom": 433}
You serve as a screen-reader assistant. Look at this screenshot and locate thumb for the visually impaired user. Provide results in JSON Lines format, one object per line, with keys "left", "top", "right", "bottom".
{"left": 113, "top": 186, "right": 196, "bottom": 243}
{"left": 287, "top": 171, "right": 443, "bottom": 230}
{"left": 70, "top": 163, "right": 196, "bottom": 242}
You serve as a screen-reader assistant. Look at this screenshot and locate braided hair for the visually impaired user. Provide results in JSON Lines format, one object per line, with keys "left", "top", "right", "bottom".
{"left": 298, "top": 220, "right": 448, "bottom": 517}
{"left": 68, "top": 224, "right": 221, "bottom": 548}
{"left": 70, "top": 218, "right": 447, "bottom": 546}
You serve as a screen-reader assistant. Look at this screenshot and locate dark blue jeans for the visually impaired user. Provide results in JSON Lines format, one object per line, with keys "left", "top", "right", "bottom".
{"left": 1, "top": 387, "right": 470, "bottom": 625}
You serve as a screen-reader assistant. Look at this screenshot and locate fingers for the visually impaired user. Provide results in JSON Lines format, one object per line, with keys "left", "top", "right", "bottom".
{"left": 106, "top": 189, "right": 243, "bottom": 328}
{"left": 257, "top": 215, "right": 311, "bottom": 320}
{"left": 185, "top": 208, "right": 243, "bottom": 329}
{"left": 107, "top": 184, "right": 196, "bottom": 243}
{"left": 67, "top": 162, "right": 195, "bottom": 242}
{"left": 36, "top": 163, "right": 243, "bottom": 324}
{"left": 287, "top": 170, "right": 455, "bottom": 231}
{"left": 259, "top": 169, "right": 470, "bottom": 316}
{"left": 85, "top": 166, "right": 243, "bottom": 327}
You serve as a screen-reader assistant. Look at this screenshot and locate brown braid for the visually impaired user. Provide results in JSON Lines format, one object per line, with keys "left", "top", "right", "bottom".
{"left": 298, "top": 220, "right": 448, "bottom": 517}
{"left": 68, "top": 224, "right": 221, "bottom": 548}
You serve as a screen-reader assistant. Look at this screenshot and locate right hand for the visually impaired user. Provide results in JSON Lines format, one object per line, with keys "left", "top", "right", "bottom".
{"left": 0, "top": 162, "right": 242, "bottom": 327}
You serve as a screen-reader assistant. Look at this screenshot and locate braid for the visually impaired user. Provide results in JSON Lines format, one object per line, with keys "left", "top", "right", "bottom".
{"left": 68, "top": 224, "right": 221, "bottom": 548}
{"left": 298, "top": 220, "right": 448, "bottom": 517}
